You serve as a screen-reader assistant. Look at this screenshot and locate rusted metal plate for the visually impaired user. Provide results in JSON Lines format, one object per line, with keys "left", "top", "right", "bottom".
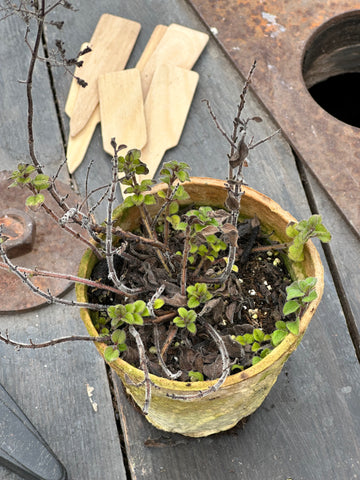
{"left": 189, "top": 0, "right": 360, "bottom": 235}
{"left": 0, "top": 171, "right": 86, "bottom": 313}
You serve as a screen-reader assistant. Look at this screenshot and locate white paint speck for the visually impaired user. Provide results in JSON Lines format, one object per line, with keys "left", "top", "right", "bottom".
{"left": 341, "top": 386, "right": 352, "bottom": 394}
{"left": 210, "top": 26, "right": 218, "bottom": 36}
{"left": 86, "top": 383, "right": 98, "bottom": 412}
{"left": 262, "top": 12, "right": 286, "bottom": 38}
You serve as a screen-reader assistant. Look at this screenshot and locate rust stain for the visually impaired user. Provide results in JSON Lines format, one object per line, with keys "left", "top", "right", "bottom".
{"left": 189, "top": 0, "right": 360, "bottom": 235}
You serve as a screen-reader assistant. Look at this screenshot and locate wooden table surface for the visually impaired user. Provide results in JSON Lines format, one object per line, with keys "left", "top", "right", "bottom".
{"left": 0, "top": 1, "right": 359, "bottom": 479}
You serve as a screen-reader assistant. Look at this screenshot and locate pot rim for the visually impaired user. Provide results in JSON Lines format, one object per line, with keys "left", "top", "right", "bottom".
{"left": 77, "top": 177, "right": 324, "bottom": 393}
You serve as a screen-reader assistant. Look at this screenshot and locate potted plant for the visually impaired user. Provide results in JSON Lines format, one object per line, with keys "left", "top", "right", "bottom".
{"left": 0, "top": 3, "right": 330, "bottom": 437}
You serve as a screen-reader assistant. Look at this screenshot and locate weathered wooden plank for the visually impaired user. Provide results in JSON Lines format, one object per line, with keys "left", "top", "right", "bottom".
{"left": 0, "top": 12, "right": 127, "bottom": 480}
{"left": 0, "top": 296, "right": 127, "bottom": 480}
{"left": 0, "top": 15, "right": 64, "bottom": 176}
{"left": 43, "top": 0, "right": 360, "bottom": 479}
{"left": 301, "top": 164, "right": 360, "bottom": 339}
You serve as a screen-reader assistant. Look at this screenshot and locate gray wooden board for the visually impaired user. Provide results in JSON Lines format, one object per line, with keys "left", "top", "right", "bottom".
{"left": 4, "top": 0, "right": 359, "bottom": 479}
{"left": 303, "top": 166, "right": 360, "bottom": 337}
{"left": 0, "top": 11, "right": 127, "bottom": 480}
{"left": 0, "top": 296, "right": 127, "bottom": 480}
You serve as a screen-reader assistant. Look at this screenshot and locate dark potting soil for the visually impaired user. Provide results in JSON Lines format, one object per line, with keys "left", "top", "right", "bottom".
{"left": 88, "top": 215, "right": 294, "bottom": 382}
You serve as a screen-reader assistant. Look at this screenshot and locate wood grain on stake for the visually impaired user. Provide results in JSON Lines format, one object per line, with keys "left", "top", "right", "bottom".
{"left": 140, "top": 64, "right": 199, "bottom": 180}
{"left": 98, "top": 69, "right": 147, "bottom": 155}
{"left": 139, "top": 23, "right": 208, "bottom": 98}
{"left": 136, "top": 25, "right": 168, "bottom": 71}
{"left": 69, "top": 14, "right": 141, "bottom": 137}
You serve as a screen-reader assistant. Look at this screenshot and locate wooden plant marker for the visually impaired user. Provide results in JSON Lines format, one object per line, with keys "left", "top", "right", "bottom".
{"left": 136, "top": 24, "right": 168, "bottom": 71}
{"left": 69, "top": 14, "right": 141, "bottom": 138}
{"left": 139, "top": 64, "right": 199, "bottom": 181}
{"left": 98, "top": 69, "right": 147, "bottom": 155}
{"left": 139, "top": 23, "right": 208, "bottom": 99}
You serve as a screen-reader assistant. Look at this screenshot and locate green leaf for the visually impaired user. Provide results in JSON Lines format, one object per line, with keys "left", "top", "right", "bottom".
{"left": 308, "top": 214, "right": 322, "bottom": 228}
{"left": 173, "top": 317, "right": 185, "bottom": 328}
{"left": 235, "top": 335, "right": 246, "bottom": 346}
{"left": 314, "top": 224, "right": 331, "bottom": 243}
{"left": 144, "top": 194, "right": 156, "bottom": 205}
{"left": 33, "top": 174, "right": 50, "bottom": 190}
{"left": 131, "top": 194, "right": 144, "bottom": 206}
{"left": 25, "top": 194, "right": 44, "bottom": 210}
{"left": 123, "top": 196, "right": 135, "bottom": 208}
{"left": 283, "top": 300, "right": 301, "bottom": 316}
{"left": 288, "top": 244, "right": 305, "bottom": 262}
{"left": 178, "top": 307, "right": 188, "bottom": 318}
{"left": 104, "top": 346, "right": 120, "bottom": 363}
{"left": 169, "top": 201, "right": 179, "bottom": 214}
{"left": 188, "top": 371, "right": 204, "bottom": 382}
{"left": 123, "top": 313, "right": 135, "bottom": 324}
{"left": 252, "top": 356, "right": 262, "bottom": 366}
{"left": 251, "top": 342, "right": 261, "bottom": 352}
{"left": 231, "top": 364, "right": 244, "bottom": 372}
{"left": 133, "top": 300, "right": 146, "bottom": 313}
{"left": 187, "top": 322, "right": 197, "bottom": 334}
{"left": 275, "top": 320, "right": 287, "bottom": 331}
{"left": 125, "top": 303, "right": 135, "bottom": 314}
{"left": 271, "top": 329, "right": 288, "bottom": 347}
{"left": 111, "top": 329, "right": 126, "bottom": 345}
{"left": 253, "top": 329, "right": 265, "bottom": 343}
{"left": 302, "top": 290, "right": 318, "bottom": 303}
{"left": 286, "top": 319, "right": 300, "bottom": 335}
{"left": 286, "top": 222, "right": 298, "bottom": 238}
{"left": 260, "top": 348, "right": 271, "bottom": 358}
{"left": 187, "top": 297, "right": 200, "bottom": 309}
{"left": 132, "top": 313, "right": 144, "bottom": 325}
{"left": 286, "top": 282, "right": 305, "bottom": 300}
{"left": 157, "top": 190, "right": 167, "bottom": 199}
{"left": 243, "top": 333, "right": 254, "bottom": 344}
{"left": 299, "top": 277, "right": 317, "bottom": 291}
{"left": 153, "top": 298, "right": 165, "bottom": 309}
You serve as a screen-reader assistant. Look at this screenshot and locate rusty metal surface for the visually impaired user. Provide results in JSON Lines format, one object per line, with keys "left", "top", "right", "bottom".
{"left": 0, "top": 208, "right": 36, "bottom": 258}
{"left": 188, "top": 0, "right": 360, "bottom": 235}
{"left": 0, "top": 171, "right": 86, "bottom": 313}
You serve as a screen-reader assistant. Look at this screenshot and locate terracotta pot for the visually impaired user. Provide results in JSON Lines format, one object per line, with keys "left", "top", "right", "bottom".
{"left": 77, "top": 178, "right": 324, "bottom": 437}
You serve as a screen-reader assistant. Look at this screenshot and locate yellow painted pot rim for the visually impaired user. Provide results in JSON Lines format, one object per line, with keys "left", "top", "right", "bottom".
{"left": 77, "top": 177, "right": 324, "bottom": 395}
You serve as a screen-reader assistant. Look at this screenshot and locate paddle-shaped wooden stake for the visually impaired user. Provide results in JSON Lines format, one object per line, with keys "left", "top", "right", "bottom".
{"left": 98, "top": 69, "right": 147, "bottom": 155}
{"left": 69, "top": 14, "right": 141, "bottom": 137}
{"left": 139, "top": 23, "right": 208, "bottom": 98}
{"left": 140, "top": 64, "right": 199, "bottom": 181}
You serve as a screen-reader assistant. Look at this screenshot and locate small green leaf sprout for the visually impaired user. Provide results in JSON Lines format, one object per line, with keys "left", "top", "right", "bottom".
{"left": 186, "top": 283, "right": 213, "bottom": 308}
{"left": 271, "top": 277, "right": 318, "bottom": 346}
{"left": 286, "top": 215, "right": 331, "bottom": 262}
{"left": 235, "top": 329, "right": 272, "bottom": 366}
{"left": 188, "top": 370, "right": 204, "bottom": 382}
{"left": 107, "top": 300, "right": 150, "bottom": 328}
{"left": 104, "top": 329, "right": 127, "bottom": 363}
{"left": 9, "top": 163, "right": 50, "bottom": 210}
{"left": 173, "top": 307, "right": 197, "bottom": 333}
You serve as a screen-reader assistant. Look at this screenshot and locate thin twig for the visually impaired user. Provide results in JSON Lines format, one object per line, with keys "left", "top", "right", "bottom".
{"left": 0, "top": 261, "right": 133, "bottom": 297}
{"left": 0, "top": 331, "right": 110, "bottom": 350}
{"left": 153, "top": 325, "right": 182, "bottom": 380}
{"left": 166, "top": 321, "right": 230, "bottom": 401}
{"left": 129, "top": 325, "right": 152, "bottom": 415}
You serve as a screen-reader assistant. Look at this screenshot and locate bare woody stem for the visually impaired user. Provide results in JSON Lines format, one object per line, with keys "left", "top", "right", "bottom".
{"left": 0, "top": 262, "right": 133, "bottom": 297}
{"left": 128, "top": 325, "right": 152, "bottom": 415}
{"left": 180, "top": 224, "right": 191, "bottom": 296}
{"left": 0, "top": 242, "right": 109, "bottom": 311}
{"left": 0, "top": 332, "right": 111, "bottom": 350}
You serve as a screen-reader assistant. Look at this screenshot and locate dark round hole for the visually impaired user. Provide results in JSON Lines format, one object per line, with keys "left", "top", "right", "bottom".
{"left": 302, "top": 11, "right": 360, "bottom": 128}
{"left": 308, "top": 72, "right": 360, "bottom": 128}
